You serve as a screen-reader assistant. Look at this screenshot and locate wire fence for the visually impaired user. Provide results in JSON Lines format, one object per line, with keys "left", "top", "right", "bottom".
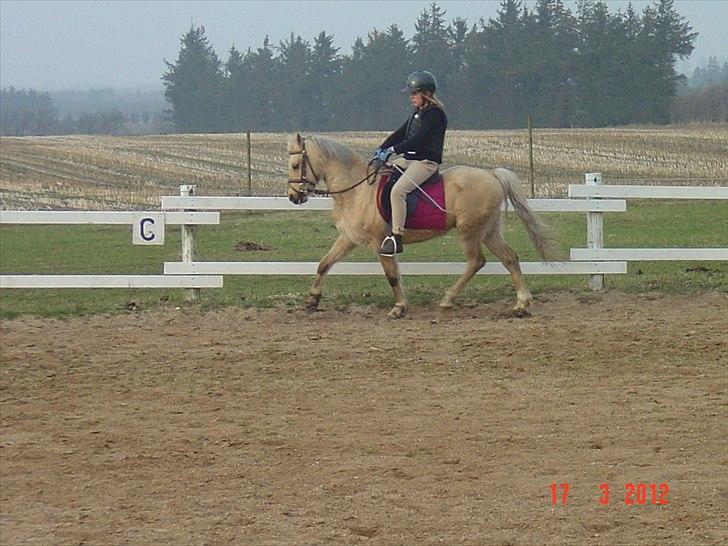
{"left": 1, "top": 128, "right": 726, "bottom": 210}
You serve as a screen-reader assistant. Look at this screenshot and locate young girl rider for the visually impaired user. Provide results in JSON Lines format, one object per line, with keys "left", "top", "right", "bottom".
{"left": 374, "top": 70, "right": 448, "bottom": 256}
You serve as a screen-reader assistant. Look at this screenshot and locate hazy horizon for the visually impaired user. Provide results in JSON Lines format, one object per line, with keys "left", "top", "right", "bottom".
{"left": 1, "top": 0, "right": 726, "bottom": 92}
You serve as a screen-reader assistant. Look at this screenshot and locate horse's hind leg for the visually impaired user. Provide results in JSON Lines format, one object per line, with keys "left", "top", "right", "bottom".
{"left": 484, "top": 231, "right": 532, "bottom": 315}
{"left": 305, "top": 234, "right": 355, "bottom": 313}
{"left": 439, "top": 229, "right": 486, "bottom": 309}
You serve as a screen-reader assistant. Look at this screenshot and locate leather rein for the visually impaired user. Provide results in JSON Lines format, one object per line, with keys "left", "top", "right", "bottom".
{"left": 288, "top": 136, "right": 378, "bottom": 197}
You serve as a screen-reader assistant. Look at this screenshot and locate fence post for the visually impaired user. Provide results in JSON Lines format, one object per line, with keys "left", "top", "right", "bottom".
{"left": 527, "top": 115, "right": 534, "bottom": 198}
{"left": 180, "top": 184, "right": 199, "bottom": 302}
{"left": 585, "top": 172, "right": 604, "bottom": 291}
{"left": 246, "top": 131, "right": 252, "bottom": 196}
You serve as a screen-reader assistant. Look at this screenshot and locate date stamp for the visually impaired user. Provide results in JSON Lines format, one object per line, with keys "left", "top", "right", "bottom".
{"left": 549, "top": 482, "right": 669, "bottom": 506}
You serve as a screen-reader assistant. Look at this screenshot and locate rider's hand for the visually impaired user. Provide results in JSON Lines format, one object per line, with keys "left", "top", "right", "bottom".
{"left": 377, "top": 147, "right": 394, "bottom": 162}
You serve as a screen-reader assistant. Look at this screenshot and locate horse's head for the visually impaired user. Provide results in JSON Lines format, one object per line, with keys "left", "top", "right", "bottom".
{"left": 287, "top": 133, "right": 320, "bottom": 205}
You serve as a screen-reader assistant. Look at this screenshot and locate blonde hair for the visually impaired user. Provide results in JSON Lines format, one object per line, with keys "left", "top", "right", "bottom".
{"left": 421, "top": 90, "right": 445, "bottom": 110}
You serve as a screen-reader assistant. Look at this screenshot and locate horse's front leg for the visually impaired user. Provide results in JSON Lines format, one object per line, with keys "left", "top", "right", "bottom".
{"left": 378, "top": 255, "right": 408, "bottom": 319}
{"left": 305, "top": 234, "right": 356, "bottom": 313}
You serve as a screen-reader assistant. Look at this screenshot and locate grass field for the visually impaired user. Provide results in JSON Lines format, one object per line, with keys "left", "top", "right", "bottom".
{"left": 1, "top": 201, "right": 726, "bottom": 318}
{"left": 1, "top": 125, "right": 727, "bottom": 210}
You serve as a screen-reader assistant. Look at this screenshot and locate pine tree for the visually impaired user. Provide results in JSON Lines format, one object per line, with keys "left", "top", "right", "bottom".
{"left": 0, "top": 87, "right": 59, "bottom": 136}
{"left": 310, "top": 31, "right": 341, "bottom": 128}
{"left": 412, "top": 3, "right": 454, "bottom": 95}
{"left": 222, "top": 45, "right": 249, "bottom": 132}
{"left": 275, "top": 33, "right": 314, "bottom": 130}
{"left": 530, "top": 0, "right": 577, "bottom": 126}
{"left": 337, "top": 25, "right": 413, "bottom": 129}
{"left": 637, "top": 0, "right": 697, "bottom": 123}
{"left": 162, "top": 26, "right": 224, "bottom": 133}
{"left": 480, "top": 0, "right": 533, "bottom": 128}
{"left": 240, "top": 36, "right": 277, "bottom": 131}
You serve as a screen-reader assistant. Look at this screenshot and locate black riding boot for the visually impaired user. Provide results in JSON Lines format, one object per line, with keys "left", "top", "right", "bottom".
{"left": 380, "top": 233, "right": 403, "bottom": 257}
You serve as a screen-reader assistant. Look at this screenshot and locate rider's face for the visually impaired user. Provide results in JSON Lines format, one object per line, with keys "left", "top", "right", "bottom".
{"left": 410, "top": 92, "right": 425, "bottom": 108}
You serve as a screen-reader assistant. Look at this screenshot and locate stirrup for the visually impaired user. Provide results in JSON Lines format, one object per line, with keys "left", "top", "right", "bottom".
{"left": 380, "top": 234, "right": 403, "bottom": 257}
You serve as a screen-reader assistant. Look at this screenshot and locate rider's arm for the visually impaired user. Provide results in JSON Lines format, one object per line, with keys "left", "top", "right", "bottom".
{"left": 380, "top": 120, "right": 407, "bottom": 149}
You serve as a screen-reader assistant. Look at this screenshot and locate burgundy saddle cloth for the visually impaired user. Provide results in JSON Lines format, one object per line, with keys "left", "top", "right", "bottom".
{"left": 375, "top": 167, "right": 447, "bottom": 231}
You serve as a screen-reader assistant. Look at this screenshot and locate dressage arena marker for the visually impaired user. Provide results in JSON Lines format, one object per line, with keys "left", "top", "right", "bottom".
{"left": 0, "top": 209, "right": 221, "bottom": 289}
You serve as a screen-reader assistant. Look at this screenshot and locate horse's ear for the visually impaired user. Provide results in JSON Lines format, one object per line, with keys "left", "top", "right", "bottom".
{"left": 295, "top": 133, "right": 302, "bottom": 145}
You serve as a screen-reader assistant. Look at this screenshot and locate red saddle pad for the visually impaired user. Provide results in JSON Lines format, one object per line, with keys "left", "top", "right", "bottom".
{"left": 375, "top": 169, "right": 447, "bottom": 231}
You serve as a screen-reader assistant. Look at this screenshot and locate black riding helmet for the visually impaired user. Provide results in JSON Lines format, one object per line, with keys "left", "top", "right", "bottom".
{"left": 402, "top": 70, "right": 437, "bottom": 93}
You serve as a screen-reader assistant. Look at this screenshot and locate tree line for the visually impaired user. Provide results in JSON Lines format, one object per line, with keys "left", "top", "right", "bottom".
{"left": 2, "top": 0, "right": 723, "bottom": 136}
{"left": 0, "top": 87, "right": 173, "bottom": 136}
{"left": 162, "top": 0, "right": 705, "bottom": 133}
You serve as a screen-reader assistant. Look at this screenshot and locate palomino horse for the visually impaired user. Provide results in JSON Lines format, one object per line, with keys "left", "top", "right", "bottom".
{"left": 287, "top": 133, "right": 552, "bottom": 319}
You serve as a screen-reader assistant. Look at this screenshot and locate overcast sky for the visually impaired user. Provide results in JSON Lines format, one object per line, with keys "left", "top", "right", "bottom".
{"left": 1, "top": 0, "right": 726, "bottom": 90}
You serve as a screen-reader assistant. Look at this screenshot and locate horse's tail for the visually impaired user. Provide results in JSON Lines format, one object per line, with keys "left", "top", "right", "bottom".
{"left": 492, "top": 168, "right": 554, "bottom": 262}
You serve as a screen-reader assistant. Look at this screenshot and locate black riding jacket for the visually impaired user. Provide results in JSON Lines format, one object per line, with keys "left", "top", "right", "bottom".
{"left": 380, "top": 105, "right": 447, "bottom": 164}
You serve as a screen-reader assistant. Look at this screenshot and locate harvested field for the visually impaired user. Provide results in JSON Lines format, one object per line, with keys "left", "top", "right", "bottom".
{"left": 1, "top": 292, "right": 726, "bottom": 544}
{"left": 1, "top": 125, "right": 727, "bottom": 209}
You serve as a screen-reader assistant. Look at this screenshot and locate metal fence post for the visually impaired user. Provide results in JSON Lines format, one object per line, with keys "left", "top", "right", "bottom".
{"left": 585, "top": 172, "right": 604, "bottom": 291}
{"left": 180, "top": 184, "right": 199, "bottom": 301}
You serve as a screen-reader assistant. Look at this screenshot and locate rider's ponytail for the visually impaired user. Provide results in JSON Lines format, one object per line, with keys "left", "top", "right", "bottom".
{"left": 421, "top": 90, "right": 445, "bottom": 111}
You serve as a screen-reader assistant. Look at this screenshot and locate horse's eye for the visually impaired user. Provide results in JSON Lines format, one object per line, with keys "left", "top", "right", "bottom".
{"left": 292, "top": 163, "right": 300, "bottom": 169}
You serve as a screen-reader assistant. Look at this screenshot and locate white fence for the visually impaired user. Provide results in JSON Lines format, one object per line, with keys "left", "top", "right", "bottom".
{"left": 1, "top": 173, "right": 726, "bottom": 293}
{"left": 0, "top": 209, "right": 223, "bottom": 289}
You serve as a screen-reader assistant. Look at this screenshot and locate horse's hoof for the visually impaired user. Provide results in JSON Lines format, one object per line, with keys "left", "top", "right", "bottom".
{"left": 510, "top": 307, "right": 531, "bottom": 318}
{"left": 387, "top": 306, "right": 407, "bottom": 320}
{"left": 304, "top": 295, "right": 321, "bottom": 314}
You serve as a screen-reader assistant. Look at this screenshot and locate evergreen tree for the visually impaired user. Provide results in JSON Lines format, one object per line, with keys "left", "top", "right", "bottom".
{"left": 236, "top": 37, "right": 277, "bottom": 131}
{"left": 689, "top": 57, "right": 728, "bottom": 87}
{"left": 337, "top": 25, "right": 413, "bottom": 129}
{"left": 445, "top": 17, "right": 471, "bottom": 126}
{"left": 162, "top": 26, "right": 225, "bottom": 133}
{"left": 530, "top": 0, "right": 577, "bottom": 126}
{"left": 573, "top": 0, "right": 625, "bottom": 126}
{"left": 637, "top": 0, "right": 696, "bottom": 123}
{"left": 310, "top": 31, "right": 341, "bottom": 128}
{"left": 412, "top": 3, "right": 454, "bottom": 95}
{"left": 479, "top": 0, "right": 534, "bottom": 128}
{"left": 276, "top": 33, "right": 314, "bottom": 130}
{"left": 0, "top": 87, "right": 58, "bottom": 136}
{"left": 222, "top": 45, "right": 250, "bottom": 132}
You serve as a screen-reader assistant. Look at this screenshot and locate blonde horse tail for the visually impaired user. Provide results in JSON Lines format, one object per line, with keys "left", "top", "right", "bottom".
{"left": 492, "top": 168, "right": 554, "bottom": 262}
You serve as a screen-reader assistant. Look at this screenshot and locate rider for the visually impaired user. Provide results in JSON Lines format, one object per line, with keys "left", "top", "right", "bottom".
{"left": 374, "top": 70, "right": 448, "bottom": 256}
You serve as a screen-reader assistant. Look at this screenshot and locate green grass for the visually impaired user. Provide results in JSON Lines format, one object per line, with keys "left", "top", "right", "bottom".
{"left": 1, "top": 201, "right": 726, "bottom": 318}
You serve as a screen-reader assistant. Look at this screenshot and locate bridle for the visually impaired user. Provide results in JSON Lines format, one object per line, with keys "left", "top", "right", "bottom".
{"left": 288, "top": 137, "right": 320, "bottom": 193}
{"left": 288, "top": 136, "right": 378, "bottom": 197}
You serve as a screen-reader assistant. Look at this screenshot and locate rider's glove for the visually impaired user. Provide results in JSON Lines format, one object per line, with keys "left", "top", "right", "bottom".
{"left": 377, "top": 147, "right": 394, "bottom": 162}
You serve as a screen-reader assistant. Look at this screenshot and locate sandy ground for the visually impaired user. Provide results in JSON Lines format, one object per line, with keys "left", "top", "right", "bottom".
{"left": 1, "top": 292, "right": 726, "bottom": 545}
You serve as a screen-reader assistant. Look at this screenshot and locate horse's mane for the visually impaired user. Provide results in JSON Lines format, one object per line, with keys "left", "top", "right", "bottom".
{"left": 288, "top": 134, "right": 361, "bottom": 168}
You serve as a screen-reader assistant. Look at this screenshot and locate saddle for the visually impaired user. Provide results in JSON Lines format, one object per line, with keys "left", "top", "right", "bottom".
{"left": 375, "top": 166, "right": 447, "bottom": 231}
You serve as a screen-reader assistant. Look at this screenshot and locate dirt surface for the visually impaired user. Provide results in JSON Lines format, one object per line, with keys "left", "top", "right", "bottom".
{"left": 1, "top": 292, "right": 726, "bottom": 545}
